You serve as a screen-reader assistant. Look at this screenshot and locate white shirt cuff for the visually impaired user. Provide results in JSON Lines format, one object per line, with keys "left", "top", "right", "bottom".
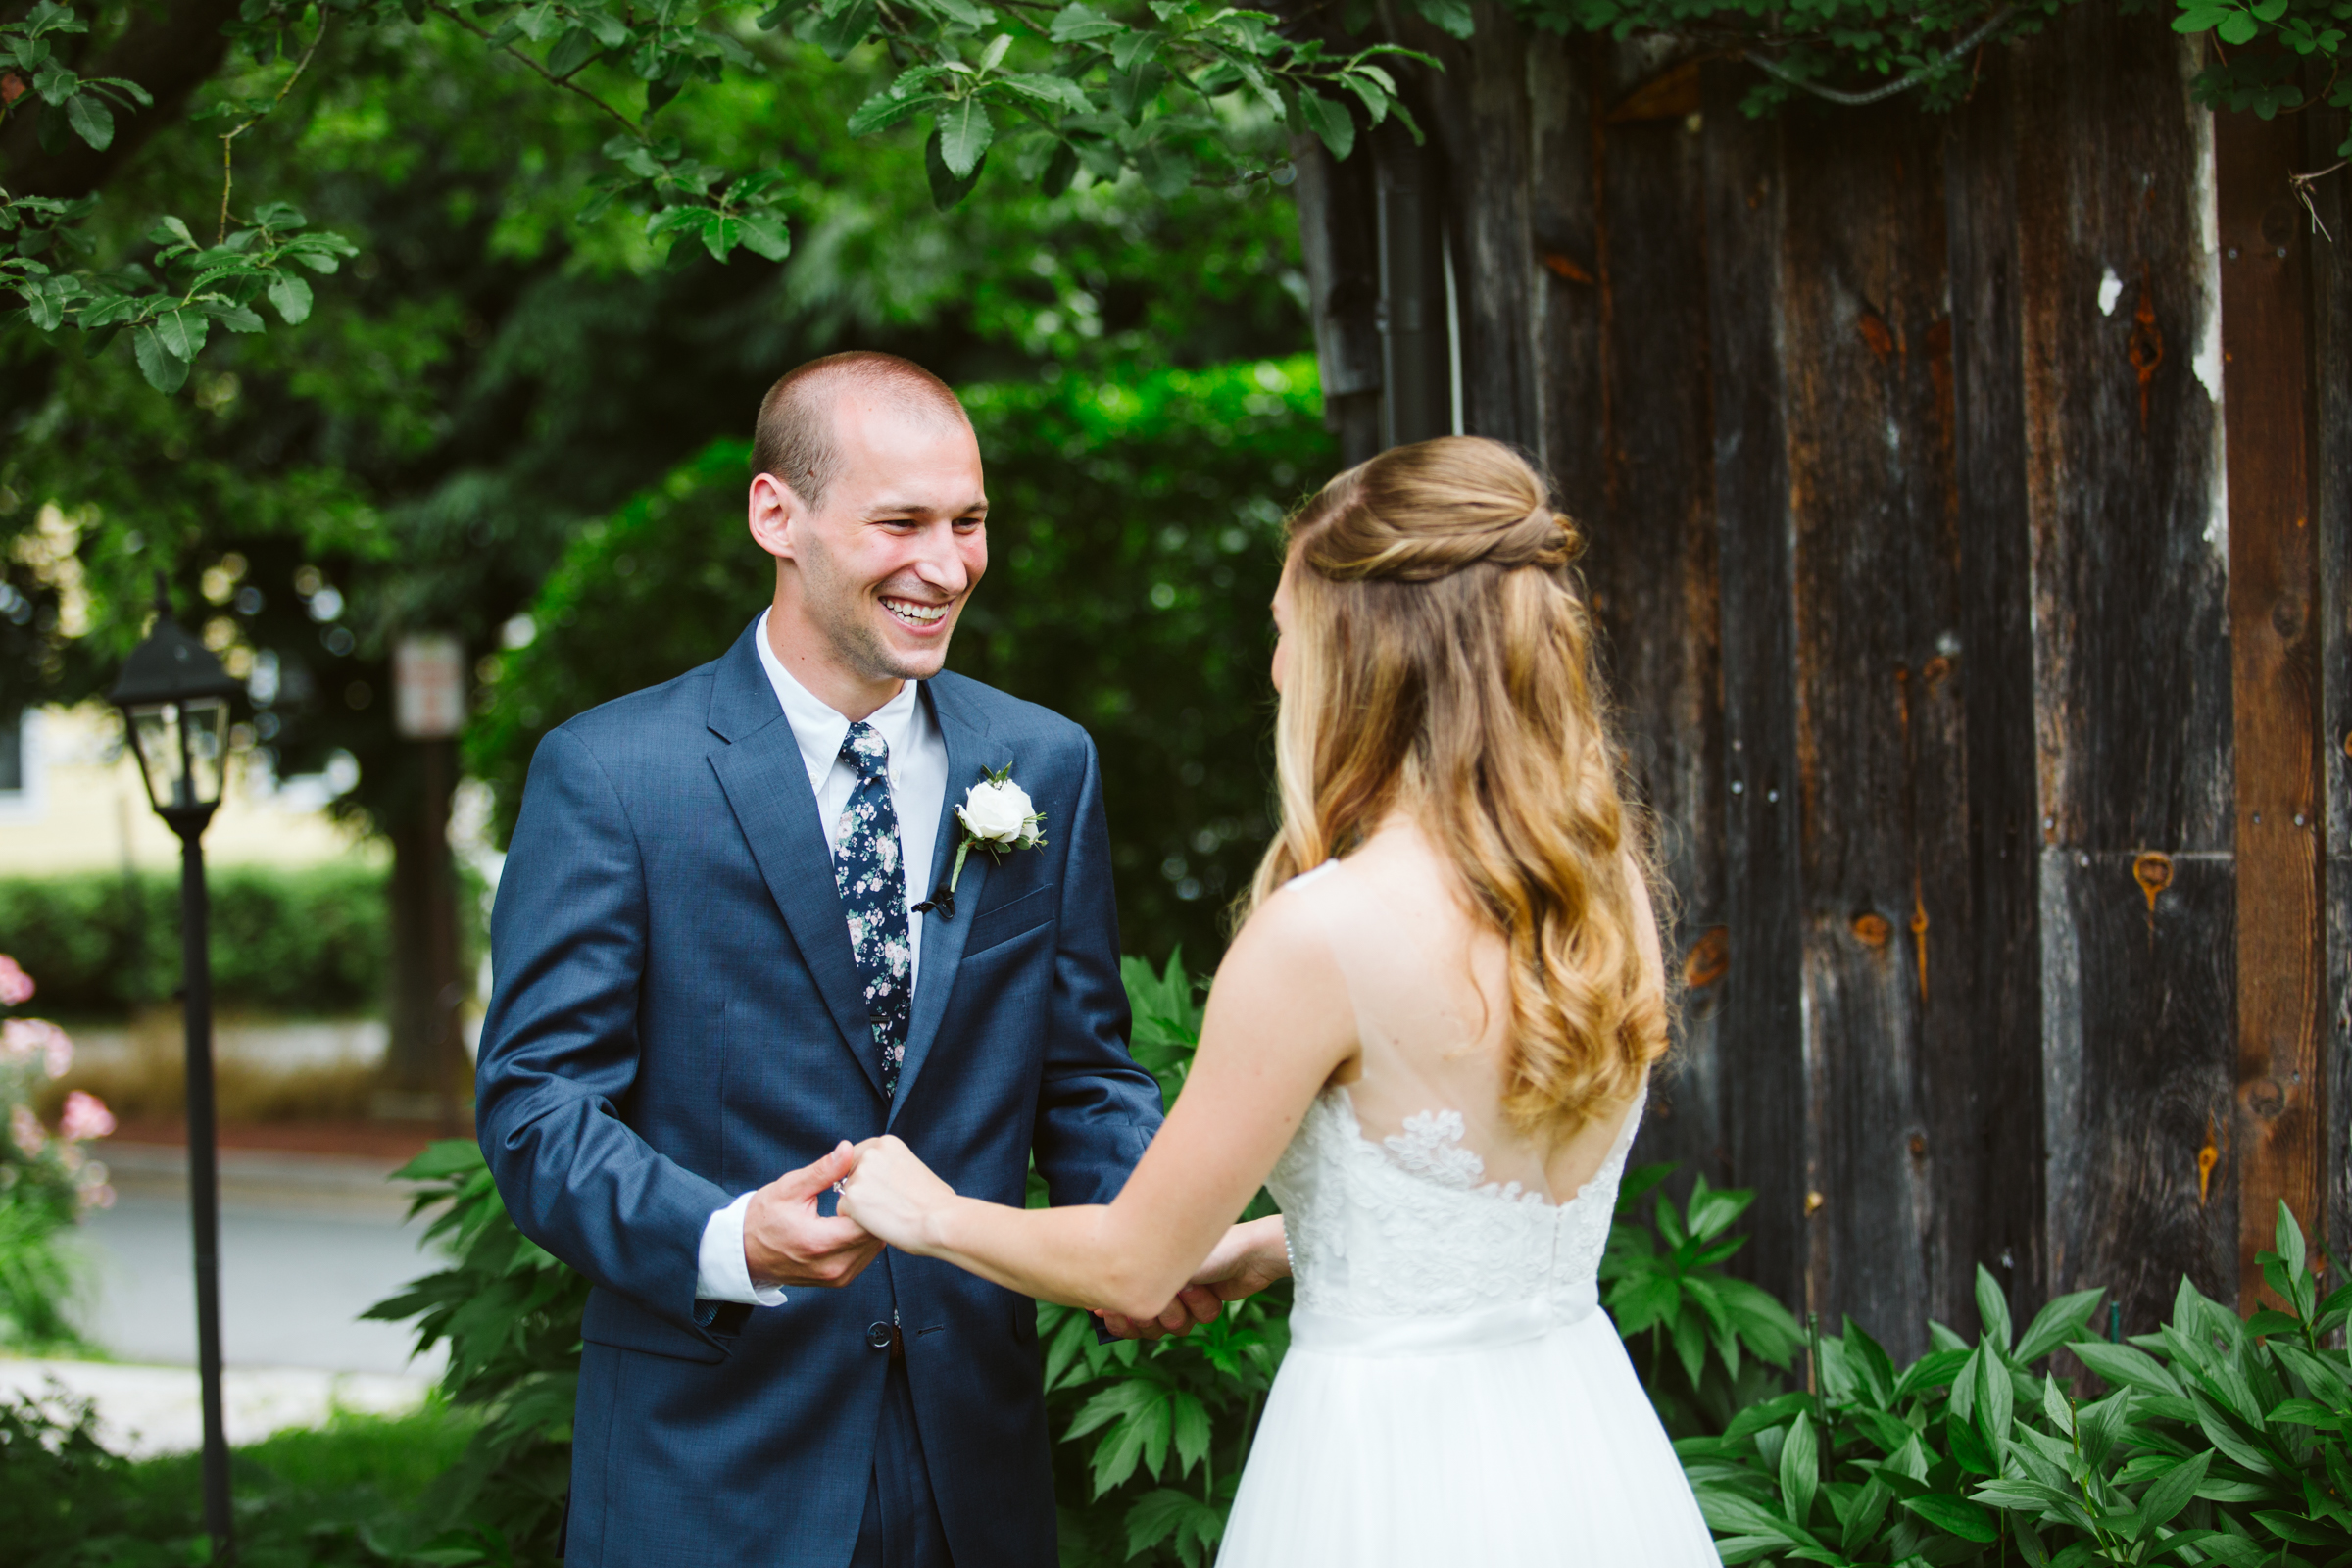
{"left": 696, "top": 1192, "right": 788, "bottom": 1307}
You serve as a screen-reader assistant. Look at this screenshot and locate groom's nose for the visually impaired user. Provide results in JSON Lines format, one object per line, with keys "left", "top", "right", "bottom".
{"left": 905, "top": 519, "right": 984, "bottom": 597}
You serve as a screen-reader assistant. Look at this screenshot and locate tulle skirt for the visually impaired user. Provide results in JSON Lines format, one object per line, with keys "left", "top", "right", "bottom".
{"left": 1218, "top": 1298, "right": 1722, "bottom": 1567}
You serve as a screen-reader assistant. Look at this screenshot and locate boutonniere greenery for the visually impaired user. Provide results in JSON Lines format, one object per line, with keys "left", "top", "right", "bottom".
{"left": 917, "top": 766, "right": 1046, "bottom": 919}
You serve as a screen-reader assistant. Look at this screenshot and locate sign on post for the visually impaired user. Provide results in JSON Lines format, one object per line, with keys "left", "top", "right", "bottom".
{"left": 394, "top": 633, "right": 466, "bottom": 740}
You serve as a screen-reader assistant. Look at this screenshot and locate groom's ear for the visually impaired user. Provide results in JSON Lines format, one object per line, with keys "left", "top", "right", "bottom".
{"left": 748, "top": 470, "right": 808, "bottom": 562}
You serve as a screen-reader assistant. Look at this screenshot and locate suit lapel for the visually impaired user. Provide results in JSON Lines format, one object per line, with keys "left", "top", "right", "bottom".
{"left": 891, "top": 678, "right": 1013, "bottom": 1127}
{"left": 706, "top": 625, "right": 884, "bottom": 1100}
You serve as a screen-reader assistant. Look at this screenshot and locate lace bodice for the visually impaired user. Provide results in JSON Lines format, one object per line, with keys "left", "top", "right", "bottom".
{"left": 1264, "top": 843, "right": 1653, "bottom": 1326}
{"left": 1268, "top": 1082, "right": 1644, "bottom": 1323}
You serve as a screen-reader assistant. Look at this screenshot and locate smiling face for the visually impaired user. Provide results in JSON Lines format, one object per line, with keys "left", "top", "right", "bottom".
{"left": 751, "top": 395, "right": 989, "bottom": 718}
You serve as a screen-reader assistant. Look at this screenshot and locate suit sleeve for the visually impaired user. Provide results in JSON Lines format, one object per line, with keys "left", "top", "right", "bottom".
{"left": 1030, "top": 734, "right": 1165, "bottom": 1205}
{"left": 475, "top": 725, "right": 734, "bottom": 1340}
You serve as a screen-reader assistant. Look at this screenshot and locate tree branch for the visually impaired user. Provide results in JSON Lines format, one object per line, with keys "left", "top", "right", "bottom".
{"left": 1743, "top": 6, "right": 2014, "bottom": 108}
{"left": 219, "top": 13, "right": 329, "bottom": 241}
{"left": 427, "top": 1, "right": 644, "bottom": 137}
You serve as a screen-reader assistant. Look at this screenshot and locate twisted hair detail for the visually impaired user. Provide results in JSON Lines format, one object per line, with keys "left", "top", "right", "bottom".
{"left": 1247, "top": 435, "right": 1667, "bottom": 1143}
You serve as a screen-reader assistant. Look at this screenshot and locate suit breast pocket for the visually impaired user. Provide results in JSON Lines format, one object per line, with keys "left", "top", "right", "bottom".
{"left": 961, "top": 886, "right": 1054, "bottom": 956}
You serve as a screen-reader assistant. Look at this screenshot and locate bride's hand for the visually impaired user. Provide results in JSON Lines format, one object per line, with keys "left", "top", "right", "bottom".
{"left": 836, "top": 1135, "right": 956, "bottom": 1254}
{"left": 1189, "top": 1215, "right": 1290, "bottom": 1302}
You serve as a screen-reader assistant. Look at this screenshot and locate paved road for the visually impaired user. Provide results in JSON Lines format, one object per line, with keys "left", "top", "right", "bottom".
{"left": 71, "top": 1144, "right": 451, "bottom": 1380}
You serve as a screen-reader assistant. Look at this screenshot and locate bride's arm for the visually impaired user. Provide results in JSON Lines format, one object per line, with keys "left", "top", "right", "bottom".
{"left": 839, "top": 891, "right": 1352, "bottom": 1320}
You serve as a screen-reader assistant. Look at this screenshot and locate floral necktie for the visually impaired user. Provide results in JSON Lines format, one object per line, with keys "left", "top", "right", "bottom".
{"left": 833, "top": 721, "right": 911, "bottom": 1099}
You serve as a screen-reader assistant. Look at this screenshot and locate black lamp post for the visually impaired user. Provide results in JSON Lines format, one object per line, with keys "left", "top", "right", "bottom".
{"left": 109, "top": 576, "right": 242, "bottom": 1560}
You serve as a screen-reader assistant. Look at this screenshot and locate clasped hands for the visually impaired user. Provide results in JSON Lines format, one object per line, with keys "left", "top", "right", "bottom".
{"left": 742, "top": 1138, "right": 1277, "bottom": 1341}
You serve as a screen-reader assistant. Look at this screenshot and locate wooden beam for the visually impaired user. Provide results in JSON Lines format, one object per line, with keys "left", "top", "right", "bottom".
{"left": 2217, "top": 105, "right": 2326, "bottom": 1306}
{"left": 1700, "top": 62, "right": 1810, "bottom": 1315}
{"left": 2014, "top": 13, "right": 2237, "bottom": 1330}
{"left": 1943, "top": 48, "right": 2050, "bottom": 1334}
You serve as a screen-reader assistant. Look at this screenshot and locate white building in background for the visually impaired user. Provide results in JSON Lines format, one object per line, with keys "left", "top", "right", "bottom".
{"left": 0, "top": 705, "right": 381, "bottom": 877}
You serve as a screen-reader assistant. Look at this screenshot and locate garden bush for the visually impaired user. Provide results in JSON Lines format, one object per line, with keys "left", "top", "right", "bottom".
{"left": 0, "top": 1382, "right": 486, "bottom": 1567}
{"left": 0, "top": 952, "right": 114, "bottom": 1351}
{"left": 0, "top": 861, "right": 483, "bottom": 1019}
{"left": 1682, "top": 1206, "right": 2352, "bottom": 1568}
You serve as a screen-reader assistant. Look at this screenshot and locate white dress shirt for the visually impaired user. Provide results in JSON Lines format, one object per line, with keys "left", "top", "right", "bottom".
{"left": 695, "top": 610, "right": 952, "bottom": 1306}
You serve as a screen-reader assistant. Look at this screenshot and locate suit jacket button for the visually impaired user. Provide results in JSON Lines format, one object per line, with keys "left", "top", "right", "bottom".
{"left": 866, "top": 1321, "right": 896, "bottom": 1350}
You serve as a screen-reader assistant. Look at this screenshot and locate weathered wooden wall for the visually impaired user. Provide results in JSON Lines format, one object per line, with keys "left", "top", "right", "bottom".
{"left": 1295, "top": 1, "right": 2342, "bottom": 1353}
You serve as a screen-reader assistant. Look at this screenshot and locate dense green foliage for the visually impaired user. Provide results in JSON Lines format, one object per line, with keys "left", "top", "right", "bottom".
{"left": 0, "top": 1387, "right": 486, "bottom": 1566}
{"left": 5, "top": 0, "right": 2339, "bottom": 406}
{"left": 0, "top": 860, "right": 470, "bottom": 1016}
{"left": 364, "top": 949, "right": 1800, "bottom": 1566}
{"left": 470, "top": 355, "right": 1331, "bottom": 963}
{"left": 2, "top": 8, "right": 1313, "bottom": 856}
{"left": 1682, "top": 1207, "right": 2352, "bottom": 1567}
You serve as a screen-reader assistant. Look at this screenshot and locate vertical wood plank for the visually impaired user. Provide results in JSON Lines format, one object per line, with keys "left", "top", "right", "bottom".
{"left": 2218, "top": 105, "right": 2325, "bottom": 1302}
{"left": 2308, "top": 102, "right": 2352, "bottom": 1291}
{"left": 1527, "top": 37, "right": 1604, "bottom": 515}
{"left": 1576, "top": 52, "right": 1728, "bottom": 1192}
{"left": 1291, "top": 134, "right": 1385, "bottom": 468}
{"left": 2015, "top": 11, "right": 2238, "bottom": 1328}
{"left": 1774, "top": 100, "right": 1970, "bottom": 1354}
{"left": 1701, "top": 63, "right": 1809, "bottom": 1312}
{"left": 1942, "top": 52, "right": 2051, "bottom": 1328}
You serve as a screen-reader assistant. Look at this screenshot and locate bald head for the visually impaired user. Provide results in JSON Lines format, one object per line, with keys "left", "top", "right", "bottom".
{"left": 754, "top": 352, "right": 971, "bottom": 508}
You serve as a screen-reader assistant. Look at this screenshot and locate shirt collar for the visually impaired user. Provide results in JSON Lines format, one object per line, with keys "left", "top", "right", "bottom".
{"left": 754, "top": 608, "right": 922, "bottom": 791}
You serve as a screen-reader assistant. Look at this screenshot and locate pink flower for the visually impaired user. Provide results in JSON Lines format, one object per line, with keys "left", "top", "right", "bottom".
{"left": 0, "top": 955, "right": 31, "bottom": 1006}
{"left": 60, "top": 1091, "right": 114, "bottom": 1143}
{"left": 3, "top": 1018, "right": 72, "bottom": 1078}
{"left": 10, "top": 1103, "right": 44, "bottom": 1156}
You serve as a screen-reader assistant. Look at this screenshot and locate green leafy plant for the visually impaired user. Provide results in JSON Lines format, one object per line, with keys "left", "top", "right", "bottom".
{"left": 364, "top": 1138, "right": 588, "bottom": 1563}
{"left": 1040, "top": 952, "right": 1289, "bottom": 1567}
{"left": 1677, "top": 1205, "right": 2352, "bottom": 1568}
{"left": 1606, "top": 1161, "right": 1806, "bottom": 1437}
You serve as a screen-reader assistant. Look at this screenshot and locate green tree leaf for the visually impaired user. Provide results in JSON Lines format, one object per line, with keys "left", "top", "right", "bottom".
{"left": 924, "top": 124, "right": 986, "bottom": 207}
{"left": 935, "top": 95, "right": 993, "bottom": 177}
{"left": 1299, "top": 90, "right": 1355, "bottom": 160}
{"left": 268, "top": 270, "right": 314, "bottom": 325}
{"left": 63, "top": 90, "right": 112, "bottom": 151}
{"left": 132, "top": 324, "right": 189, "bottom": 392}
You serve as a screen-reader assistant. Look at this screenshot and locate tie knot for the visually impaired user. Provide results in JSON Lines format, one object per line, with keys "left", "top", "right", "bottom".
{"left": 840, "top": 721, "right": 890, "bottom": 781}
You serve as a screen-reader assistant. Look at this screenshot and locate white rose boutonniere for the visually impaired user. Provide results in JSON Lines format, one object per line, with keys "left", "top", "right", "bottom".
{"left": 922, "top": 765, "right": 1046, "bottom": 918}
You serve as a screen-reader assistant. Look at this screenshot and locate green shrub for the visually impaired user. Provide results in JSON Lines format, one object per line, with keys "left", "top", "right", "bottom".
{"left": 1679, "top": 1206, "right": 2352, "bottom": 1567}
{"left": 0, "top": 1383, "right": 485, "bottom": 1566}
{"left": 0, "top": 860, "right": 484, "bottom": 1019}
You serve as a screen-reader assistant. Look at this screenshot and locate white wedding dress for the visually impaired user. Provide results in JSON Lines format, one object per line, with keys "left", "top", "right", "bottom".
{"left": 1216, "top": 850, "right": 1721, "bottom": 1567}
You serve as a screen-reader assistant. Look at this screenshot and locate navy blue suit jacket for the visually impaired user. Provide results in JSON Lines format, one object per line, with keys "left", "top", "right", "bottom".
{"left": 475, "top": 621, "right": 1164, "bottom": 1568}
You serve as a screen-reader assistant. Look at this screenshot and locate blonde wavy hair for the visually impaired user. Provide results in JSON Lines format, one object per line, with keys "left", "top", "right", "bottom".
{"left": 1245, "top": 435, "right": 1668, "bottom": 1140}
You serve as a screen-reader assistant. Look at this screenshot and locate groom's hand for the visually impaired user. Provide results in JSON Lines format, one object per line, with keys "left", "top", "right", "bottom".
{"left": 1098, "top": 1285, "right": 1224, "bottom": 1342}
{"left": 744, "top": 1142, "right": 886, "bottom": 1290}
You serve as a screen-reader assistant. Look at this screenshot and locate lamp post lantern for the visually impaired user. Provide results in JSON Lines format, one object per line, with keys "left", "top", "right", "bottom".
{"left": 109, "top": 575, "right": 243, "bottom": 1560}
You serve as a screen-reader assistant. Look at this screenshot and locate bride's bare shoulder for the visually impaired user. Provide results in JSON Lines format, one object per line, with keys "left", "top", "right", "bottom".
{"left": 1204, "top": 870, "right": 1356, "bottom": 1057}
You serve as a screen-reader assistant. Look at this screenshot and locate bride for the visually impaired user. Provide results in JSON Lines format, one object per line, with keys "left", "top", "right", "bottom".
{"left": 840, "top": 435, "right": 1722, "bottom": 1565}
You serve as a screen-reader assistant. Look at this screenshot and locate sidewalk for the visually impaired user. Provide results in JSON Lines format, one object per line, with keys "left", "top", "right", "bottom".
{"left": 36, "top": 1134, "right": 455, "bottom": 1451}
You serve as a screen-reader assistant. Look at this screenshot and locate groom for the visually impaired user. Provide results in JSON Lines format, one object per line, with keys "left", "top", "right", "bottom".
{"left": 476, "top": 351, "right": 1211, "bottom": 1568}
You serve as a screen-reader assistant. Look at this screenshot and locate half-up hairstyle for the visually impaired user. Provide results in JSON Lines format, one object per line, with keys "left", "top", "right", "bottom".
{"left": 1246, "top": 435, "right": 1667, "bottom": 1140}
